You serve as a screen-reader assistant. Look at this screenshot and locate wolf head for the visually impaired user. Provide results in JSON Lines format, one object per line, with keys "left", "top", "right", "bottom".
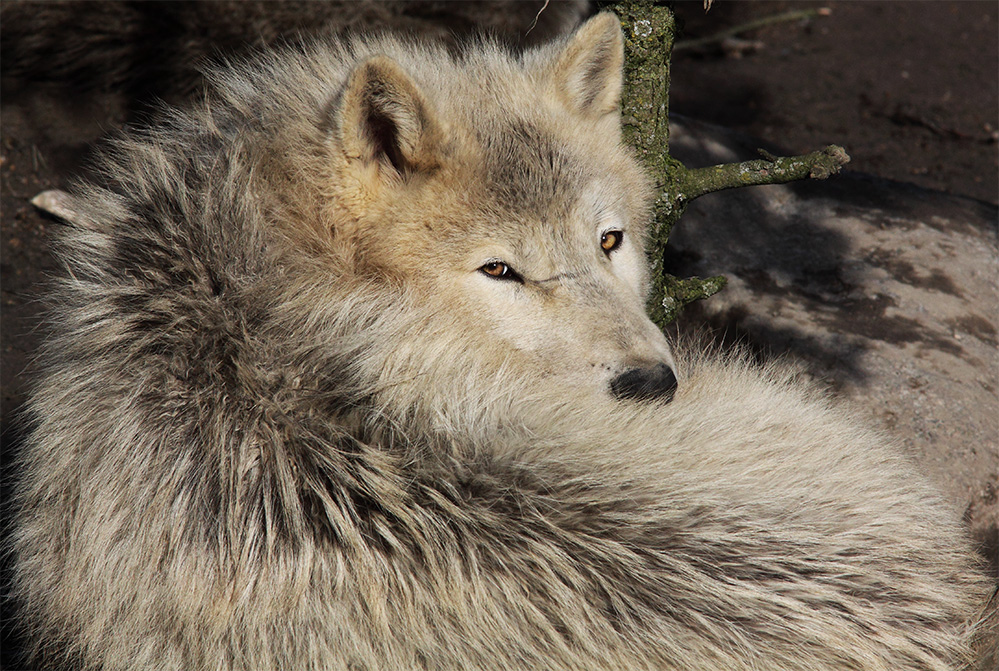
{"left": 286, "top": 13, "right": 677, "bottom": 412}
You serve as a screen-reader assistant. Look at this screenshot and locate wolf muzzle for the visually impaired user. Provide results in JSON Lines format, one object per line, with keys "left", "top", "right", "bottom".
{"left": 610, "top": 363, "right": 677, "bottom": 404}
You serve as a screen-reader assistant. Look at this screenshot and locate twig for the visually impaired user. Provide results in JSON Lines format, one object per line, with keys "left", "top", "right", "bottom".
{"left": 888, "top": 106, "right": 999, "bottom": 144}
{"left": 674, "top": 7, "right": 831, "bottom": 52}
{"left": 658, "top": 275, "right": 727, "bottom": 319}
{"left": 676, "top": 145, "right": 851, "bottom": 203}
{"left": 524, "top": 0, "right": 551, "bottom": 38}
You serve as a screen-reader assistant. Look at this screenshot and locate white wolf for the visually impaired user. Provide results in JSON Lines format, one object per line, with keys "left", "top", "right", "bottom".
{"left": 10, "top": 12, "right": 991, "bottom": 671}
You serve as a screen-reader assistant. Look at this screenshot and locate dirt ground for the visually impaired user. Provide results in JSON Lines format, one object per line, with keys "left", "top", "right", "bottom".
{"left": 1, "top": 0, "right": 997, "bottom": 665}
{"left": 670, "top": 0, "right": 998, "bottom": 205}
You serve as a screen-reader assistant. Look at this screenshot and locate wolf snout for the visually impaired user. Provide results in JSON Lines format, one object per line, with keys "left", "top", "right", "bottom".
{"left": 609, "top": 363, "right": 677, "bottom": 404}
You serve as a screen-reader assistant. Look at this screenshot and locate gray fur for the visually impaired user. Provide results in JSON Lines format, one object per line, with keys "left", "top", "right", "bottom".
{"left": 10, "top": 14, "right": 991, "bottom": 671}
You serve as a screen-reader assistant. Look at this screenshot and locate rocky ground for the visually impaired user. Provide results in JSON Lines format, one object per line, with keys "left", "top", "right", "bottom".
{"left": 2, "top": 0, "right": 997, "bottom": 664}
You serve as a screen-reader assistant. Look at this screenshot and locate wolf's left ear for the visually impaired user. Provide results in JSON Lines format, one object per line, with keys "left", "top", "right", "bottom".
{"left": 550, "top": 12, "right": 624, "bottom": 118}
{"left": 338, "top": 56, "right": 444, "bottom": 176}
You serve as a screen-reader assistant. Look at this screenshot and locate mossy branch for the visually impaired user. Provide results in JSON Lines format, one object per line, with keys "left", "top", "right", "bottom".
{"left": 601, "top": 0, "right": 849, "bottom": 328}
{"left": 677, "top": 145, "right": 851, "bottom": 201}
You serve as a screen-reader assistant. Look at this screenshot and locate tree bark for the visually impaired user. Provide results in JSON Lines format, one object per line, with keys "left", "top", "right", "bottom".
{"left": 601, "top": 0, "right": 850, "bottom": 327}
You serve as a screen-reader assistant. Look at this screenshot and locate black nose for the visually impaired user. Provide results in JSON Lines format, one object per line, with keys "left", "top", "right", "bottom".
{"left": 610, "top": 363, "right": 677, "bottom": 403}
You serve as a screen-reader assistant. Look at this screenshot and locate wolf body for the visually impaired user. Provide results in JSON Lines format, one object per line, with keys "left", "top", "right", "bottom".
{"left": 10, "top": 13, "right": 990, "bottom": 671}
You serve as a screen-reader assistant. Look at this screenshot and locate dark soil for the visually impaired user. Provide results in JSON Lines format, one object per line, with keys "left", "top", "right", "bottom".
{"left": 670, "top": 0, "right": 998, "bottom": 205}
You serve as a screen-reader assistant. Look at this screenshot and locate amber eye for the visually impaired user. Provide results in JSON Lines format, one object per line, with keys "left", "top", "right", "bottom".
{"left": 481, "top": 261, "right": 508, "bottom": 277}
{"left": 601, "top": 230, "right": 623, "bottom": 254}
{"left": 480, "top": 260, "right": 521, "bottom": 282}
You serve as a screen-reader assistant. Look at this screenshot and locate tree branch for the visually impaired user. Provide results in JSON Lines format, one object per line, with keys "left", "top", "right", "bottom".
{"left": 603, "top": 0, "right": 851, "bottom": 327}
{"left": 673, "top": 7, "right": 831, "bottom": 53}
{"left": 677, "top": 144, "right": 850, "bottom": 202}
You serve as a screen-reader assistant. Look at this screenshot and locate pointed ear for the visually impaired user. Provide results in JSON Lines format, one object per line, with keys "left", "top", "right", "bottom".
{"left": 550, "top": 12, "right": 624, "bottom": 118}
{"left": 338, "top": 56, "right": 444, "bottom": 176}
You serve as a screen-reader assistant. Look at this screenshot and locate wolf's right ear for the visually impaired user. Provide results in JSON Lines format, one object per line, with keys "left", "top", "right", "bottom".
{"left": 549, "top": 12, "right": 625, "bottom": 119}
{"left": 338, "top": 56, "right": 444, "bottom": 177}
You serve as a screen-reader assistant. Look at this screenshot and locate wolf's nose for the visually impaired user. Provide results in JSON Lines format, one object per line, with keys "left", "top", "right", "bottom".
{"left": 610, "top": 363, "right": 677, "bottom": 403}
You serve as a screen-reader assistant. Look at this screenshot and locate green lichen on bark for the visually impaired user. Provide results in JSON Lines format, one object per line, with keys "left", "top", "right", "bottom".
{"left": 678, "top": 145, "right": 851, "bottom": 200}
{"left": 602, "top": 0, "right": 849, "bottom": 327}
{"left": 605, "top": 0, "right": 725, "bottom": 328}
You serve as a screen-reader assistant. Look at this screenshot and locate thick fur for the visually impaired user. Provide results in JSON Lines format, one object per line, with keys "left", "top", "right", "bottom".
{"left": 10, "top": 13, "right": 991, "bottom": 671}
